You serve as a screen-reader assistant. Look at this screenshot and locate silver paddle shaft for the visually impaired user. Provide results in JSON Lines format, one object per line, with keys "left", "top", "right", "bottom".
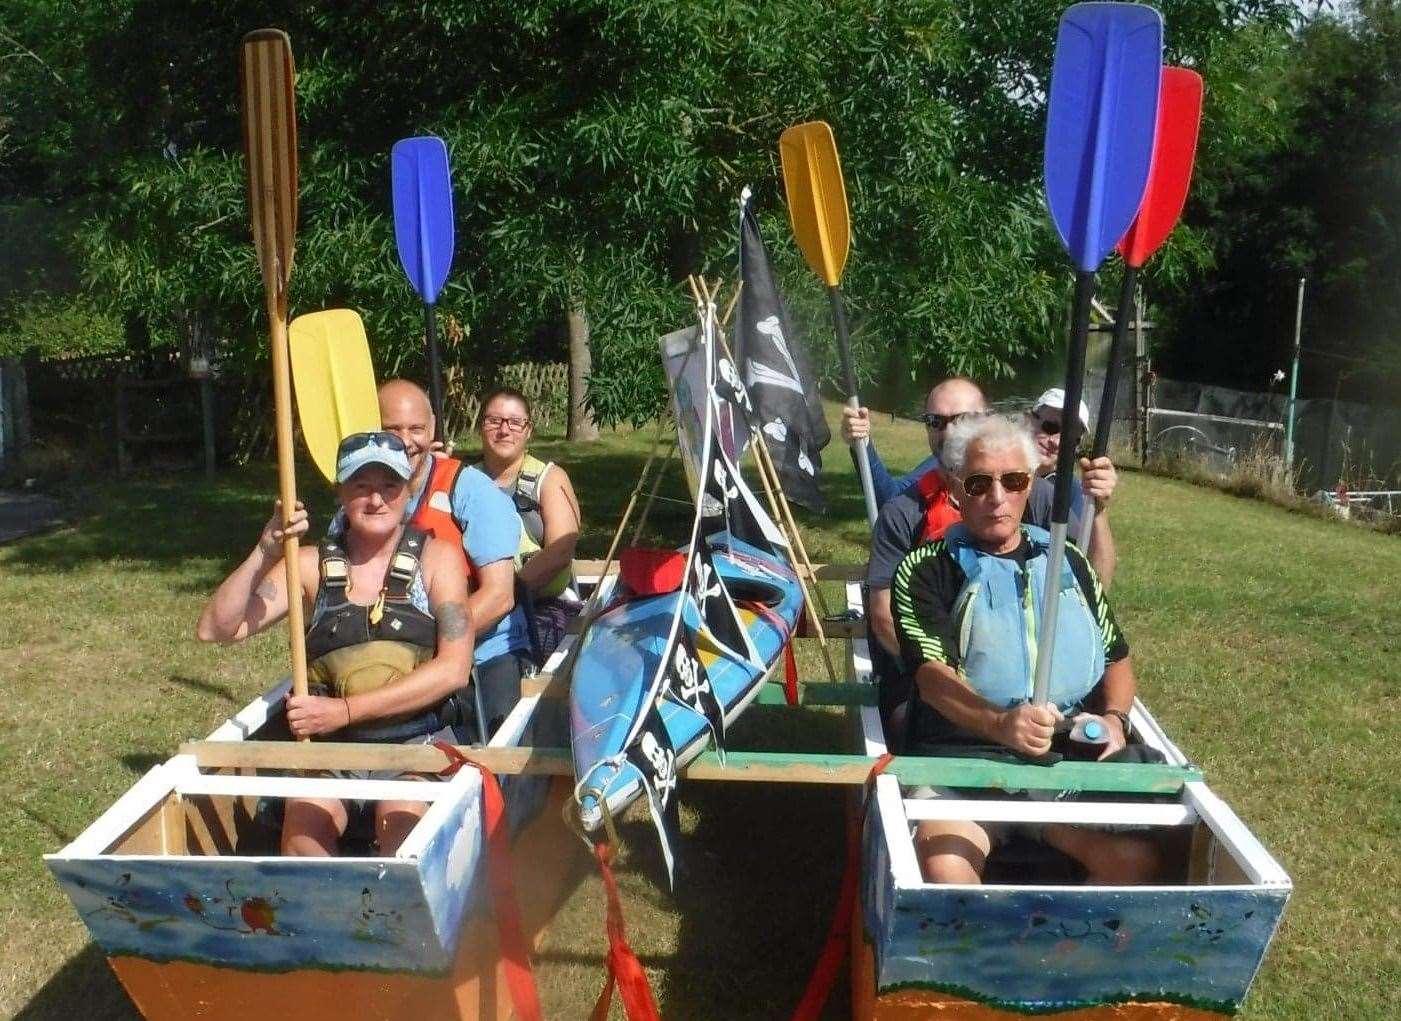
{"left": 1031, "top": 520, "right": 1070, "bottom": 706}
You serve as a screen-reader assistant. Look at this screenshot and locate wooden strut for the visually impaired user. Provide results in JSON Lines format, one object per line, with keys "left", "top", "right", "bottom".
{"left": 694, "top": 274, "right": 838, "bottom": 684}
{"left": 628, "top": 437, "right": 678, "bottom": 547}
{"left": 179, "top": 740, "right": 1202, "bottom": 795}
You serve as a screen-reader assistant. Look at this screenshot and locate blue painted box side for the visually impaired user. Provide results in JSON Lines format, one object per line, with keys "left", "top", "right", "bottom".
{"left": 414, "top": 778, "right": 485, "bottom": 954}
{"left": 47, "top": 855, "right": 456, "bottom": 975}
{"left": 860, "top": 788, "right": 898, "bottom": 960}
{"left": 876, "top": 883, "right": 1289, "bottom": 1013}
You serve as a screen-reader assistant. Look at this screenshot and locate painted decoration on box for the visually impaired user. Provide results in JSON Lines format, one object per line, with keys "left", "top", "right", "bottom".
{"left": 862, "top": 804, "right": 1287, "bottom": 1015}
{"left": 46, "top": 778, "right": 485, "bottom": 975}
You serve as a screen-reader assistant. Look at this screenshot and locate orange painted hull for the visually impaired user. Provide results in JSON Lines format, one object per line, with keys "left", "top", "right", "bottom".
{"left": 106, "top": 778, "right": 584, "bottom": 1021}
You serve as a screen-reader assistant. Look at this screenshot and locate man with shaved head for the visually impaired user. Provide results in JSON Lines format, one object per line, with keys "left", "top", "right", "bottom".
{"left": 848, "top": 378, "right": 1118, "bottom": 741}
{"left": 376, "top": 379, "right": 532, "bottom": 738}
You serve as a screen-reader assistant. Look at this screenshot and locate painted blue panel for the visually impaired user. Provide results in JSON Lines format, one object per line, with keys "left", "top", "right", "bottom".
{"left": 415, "top": 778, "right": 485, "bottom": 955}
{"left": 48, "top": 855, "right": 458, "bottom": 974}
{"left": 874, "top": 880, "right": 1287, "bottom": 1012}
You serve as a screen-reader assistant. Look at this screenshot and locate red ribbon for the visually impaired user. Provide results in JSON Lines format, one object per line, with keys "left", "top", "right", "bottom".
{"left": 789, "top": 752, "right": 895, "bottom": 1021}
{"left": 590, "top": 843, "right": 662, "bottom": 1021}
{"left": 433, "top": 741, "right": 543, "bottom": 1021}
{"left": 783, "top": 640, "right": 800, "bottom": 706}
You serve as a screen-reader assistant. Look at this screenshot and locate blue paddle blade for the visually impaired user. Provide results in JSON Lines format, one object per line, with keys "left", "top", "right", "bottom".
{"left": 1044, "top": 3, "right": 1163, "bottom": 272}
{"left": 391, "top": 136, "right": 455, "bottom": 305}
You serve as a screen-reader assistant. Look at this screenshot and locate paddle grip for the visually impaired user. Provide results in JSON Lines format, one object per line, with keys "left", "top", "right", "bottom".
{"left": 828, "top": 286, "right": 878, "bottom": 526}
{"left": 424, "top": 304, "right": 446, "bottom": 442}
{"left": 1076, "top": 267, "right": 1137, "bottom": 549}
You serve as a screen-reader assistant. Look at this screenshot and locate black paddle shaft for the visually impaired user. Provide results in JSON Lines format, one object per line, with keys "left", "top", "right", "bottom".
{"left": 1051, "top": 271, "right": 1096, "bottom": 524}
{"left": 423, "top": 303, "right": 445, "bottom": 441}
{"left": 1089, "top": 266, "right": 1138, "bottom": 459}
{"left": 827, "top": 285, "right": 860, "bottom": 398}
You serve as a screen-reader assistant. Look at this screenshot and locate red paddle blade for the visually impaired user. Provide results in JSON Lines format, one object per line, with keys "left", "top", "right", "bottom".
{"left": 1118, "top": 66, "right": 1204, "bottom": 268}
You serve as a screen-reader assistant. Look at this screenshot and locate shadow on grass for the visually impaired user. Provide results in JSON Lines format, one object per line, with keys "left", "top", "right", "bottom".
{"left": 15, "top": 942, "right": 139, "bottom": 1021}
{"left": 166, "top": 673, "right": 243, "bottom": 706}
{"left": 118, "top": 752, "right": 166, "bottom": 776}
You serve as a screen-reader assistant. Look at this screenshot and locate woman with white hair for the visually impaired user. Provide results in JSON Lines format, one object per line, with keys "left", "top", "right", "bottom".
{"left": 890, "top": 414, "right": 1157, "bottom": 886}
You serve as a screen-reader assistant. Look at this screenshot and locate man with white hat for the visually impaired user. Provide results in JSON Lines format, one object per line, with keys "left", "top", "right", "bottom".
{"left": 1026, "top": 386, "right": 1118, "bottom": 587}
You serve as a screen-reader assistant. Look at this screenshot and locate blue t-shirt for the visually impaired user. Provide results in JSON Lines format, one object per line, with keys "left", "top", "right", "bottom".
{"left": 331, "top": 461, "right": 530, "bottom": 664}
{"left": 411, "top": 463, "right": 530, "bottom": 663}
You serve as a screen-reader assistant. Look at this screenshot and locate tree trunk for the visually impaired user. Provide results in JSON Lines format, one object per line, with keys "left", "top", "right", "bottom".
{"left": 566, "top": 300, "right": 599, "bottom": 442}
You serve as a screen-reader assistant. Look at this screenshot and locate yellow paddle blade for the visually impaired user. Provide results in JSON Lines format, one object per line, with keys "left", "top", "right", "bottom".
{"left": 779, "top": 121, "right": 850, "bottom": 287}
{"left": 289, "top": 309, "right": 381, "bottom": 484}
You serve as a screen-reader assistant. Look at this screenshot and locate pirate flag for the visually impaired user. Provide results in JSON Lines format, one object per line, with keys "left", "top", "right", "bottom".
{"left": 733, "top": 188, "right": 831, "bottom": 512}
{"left": 687, "top": 539, "right": 756, "bottom": 664}
{"left": 700, "top": 440, "right": 777, "bottom": 558}
{"left": 624, "top": 697, "right": 681, "bottom": 886}
{"left": 661, "top": 625, "right": 726, "bottom": 754}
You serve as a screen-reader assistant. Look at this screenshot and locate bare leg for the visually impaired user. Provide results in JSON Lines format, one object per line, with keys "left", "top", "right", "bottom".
{"left": 282, "top": 797, "right": 348, "bottom": 857}
{"left": 914, "top": 820, "right": 992, "bottom": 884}
{"left": 376, "top": 799, "right": 430, "bottom": 855}
{"left": 1044, "top": 824, "right": 1160, "bottom": 885}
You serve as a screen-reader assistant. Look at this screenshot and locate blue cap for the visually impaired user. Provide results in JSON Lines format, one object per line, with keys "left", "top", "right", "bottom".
{"left": 334, "top": 431, "right": 412, "bottom": 484}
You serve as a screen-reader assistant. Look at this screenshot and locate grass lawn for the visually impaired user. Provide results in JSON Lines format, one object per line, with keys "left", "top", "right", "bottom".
{"left": 2, "top": 404, "right": 1398, "bottom": 1019}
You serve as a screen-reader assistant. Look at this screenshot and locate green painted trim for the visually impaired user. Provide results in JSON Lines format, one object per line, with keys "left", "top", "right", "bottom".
{"left": 688, "top": 750, "right": 1202, "bottom": 794}
{"left": 755, "top": 682, "right": 877, "bottom": 706}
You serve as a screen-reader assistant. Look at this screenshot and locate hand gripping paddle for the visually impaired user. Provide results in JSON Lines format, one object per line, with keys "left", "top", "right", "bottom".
{"left": 392, "top": 136, "right": 456, "bottom": 440}
{"left": 1075, "top": 67, "right": 1202, "bottom": 549}
{"left": 1034, "top": 3, "right": 1162, "bottom": 708}
{"left": 289, "top": 309, "right": 382, "bottom": 484}
{"left": 240, "top": 29, "right": 310, "bottom": 705}
{"left": 779, "top": 121, "right": 879, "bottom": 526}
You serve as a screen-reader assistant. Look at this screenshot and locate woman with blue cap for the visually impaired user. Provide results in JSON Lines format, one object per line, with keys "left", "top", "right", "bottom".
{"left": 198, "top": 430, "right": 473, "bottom": 857}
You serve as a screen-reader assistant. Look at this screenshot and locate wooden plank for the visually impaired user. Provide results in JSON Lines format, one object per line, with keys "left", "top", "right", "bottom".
{"left": 180, "top": 741, "right": 1201, "bottom": 794}
{"left": 570, "top": 559, "right": 865, "bottom": 582}
{"left": 521, "top": 670, "right": 563, "bottom": 698}
{"left": 754, "top": 682, "right": 876, "bottom": 707}
{"left": 160, "top": 793, "right": 187, "bottom": 855}
{"left": 176, "top": 772, "right": 451, "bottom": 804}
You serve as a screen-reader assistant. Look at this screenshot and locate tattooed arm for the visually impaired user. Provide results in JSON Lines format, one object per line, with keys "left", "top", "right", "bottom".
{"left": 337, "top": 536, "right": 475, "bottom": 727}
{"left": 198, "top": 500, "right": 317, "bottom": 643}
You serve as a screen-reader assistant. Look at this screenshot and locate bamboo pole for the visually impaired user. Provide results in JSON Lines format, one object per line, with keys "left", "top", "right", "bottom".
{"left": 629, "top": 437, "right": 677, "bottom": 546}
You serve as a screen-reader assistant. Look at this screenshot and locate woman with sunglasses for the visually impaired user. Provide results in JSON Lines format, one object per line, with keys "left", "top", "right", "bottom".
{"left": 197, "top": 432, "right": 473, "bottom": 857}
{"left": 476, "top": 387, "right": 583, "bottom": 660}
{"left": 890, "top": 414, "right": 1156, "bottom": 886}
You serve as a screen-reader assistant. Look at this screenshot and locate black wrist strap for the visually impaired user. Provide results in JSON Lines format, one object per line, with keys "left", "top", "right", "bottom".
{"left": 1104, "top": 708, "right": 1133, "bottom": 738}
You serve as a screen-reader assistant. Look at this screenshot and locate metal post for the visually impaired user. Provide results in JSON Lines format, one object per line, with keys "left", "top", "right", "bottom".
{"left": 1284, "top": 277, "right": 1306, "bottom": 469}
{"left": 1135, "top": 286, "right": 1147, "bottom": 466}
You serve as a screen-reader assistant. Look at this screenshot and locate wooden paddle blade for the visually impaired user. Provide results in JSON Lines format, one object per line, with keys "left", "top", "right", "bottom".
{"left": 779, "top": 121, "right": 850, "bottom": 287}
{"left": 240, "top": 29, "right": 298, "bottom": 296}
{"left": 289, "top": 309, "right": 381, "bottom": 484}
{"left": 1044, "top": 3, "right": 1162, "bottom": 272}
{"left": 1118, "top": 67, "right": 1204, "bottom": 268}
{"left": 392, "top": 136, "right": 456, "bottom": 306}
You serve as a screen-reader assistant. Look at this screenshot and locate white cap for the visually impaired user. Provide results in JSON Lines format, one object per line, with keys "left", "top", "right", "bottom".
{"left": 1033, "top": 387, "right": 1090, "bottom": 430}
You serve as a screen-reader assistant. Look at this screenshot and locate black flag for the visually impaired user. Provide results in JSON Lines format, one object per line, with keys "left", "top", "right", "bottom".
{"left": 624, "top": 698, "right": 681, "bottom": 885}
{"left": 734, "top": 189, "right": 831, "bottom": 512}
{"left": 687, "top": 540, "right": 754, "bottom": 663}
{"left": 701, "top": 441, "right": 776, "bottom": 557}
{"left": 661, "top": 626, "right": 726, "bottom": 753}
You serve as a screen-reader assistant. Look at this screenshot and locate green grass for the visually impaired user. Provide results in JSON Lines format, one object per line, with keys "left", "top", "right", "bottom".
{"left": 2, "top": 406, "right": 1398, "bottom": 1019}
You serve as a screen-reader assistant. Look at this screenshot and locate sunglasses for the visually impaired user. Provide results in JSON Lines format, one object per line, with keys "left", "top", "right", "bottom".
{"left": 960, "top": 471, "right": 1033, "bottom": 497}
{"left": 1033, "top": 414, "right": 1063, "bottom": 436}
{"left": 336, "top": 430, "right": 408, "bottom": 458}
{"left": 483, "top": 414, "right": 530, "bottom": 433}
{"left": 920, "top": 410, "right": 981, "bottom": 430}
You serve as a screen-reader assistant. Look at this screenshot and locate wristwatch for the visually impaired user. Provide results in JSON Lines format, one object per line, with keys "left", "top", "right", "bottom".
{"left": 1103, "top": 708, "right": 1134, "bottom": 739}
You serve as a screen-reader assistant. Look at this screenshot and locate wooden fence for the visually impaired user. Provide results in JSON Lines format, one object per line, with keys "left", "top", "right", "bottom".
{"left": 442, "top": 361, "right": 570, "bottom": 438}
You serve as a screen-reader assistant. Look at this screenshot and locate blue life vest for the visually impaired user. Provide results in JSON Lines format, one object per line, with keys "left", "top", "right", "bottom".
{"left": 943, "top": 523, "right": 1105, "bottom": 713}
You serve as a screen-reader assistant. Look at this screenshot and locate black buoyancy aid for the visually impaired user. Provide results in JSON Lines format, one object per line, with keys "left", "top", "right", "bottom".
{"left": 305, "top": 527, "right": 438, "bottom": 712}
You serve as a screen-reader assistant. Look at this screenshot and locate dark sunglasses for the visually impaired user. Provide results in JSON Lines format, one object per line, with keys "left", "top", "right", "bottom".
{"left": 920, "top": 410, "right": 981, "bottom": 430}
{"left": 336, "top": 430, "right": 408, "bottom": 458}
{"left": 1033, "top": 414, "right": 1062, "bottom": 436}
{"left": 960, "top": 471, "right": 1033, "bottom": 497}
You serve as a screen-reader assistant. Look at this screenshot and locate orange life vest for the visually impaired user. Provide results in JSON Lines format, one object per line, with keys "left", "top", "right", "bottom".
{"left": 916, "top": 470, "right": 962, "bottom": 543}
{"left": 408, "top": 455, "right": 477, "bottom": 585}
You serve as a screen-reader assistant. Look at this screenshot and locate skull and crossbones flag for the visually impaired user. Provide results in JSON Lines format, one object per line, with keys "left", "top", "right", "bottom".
{"left": 687, "top": 539, "right": 756, "bottom": 664}
{"left": 661, "top": 626, "right": 726, "bottom": 753}
{"left": 700, "top": 441, "right": 777, "bottom": 558}
{"left": 624, "top": 698, "right": 681, "bottom": 886}
{"left": 733, "top": 188, "right": 831, "bottom": 513}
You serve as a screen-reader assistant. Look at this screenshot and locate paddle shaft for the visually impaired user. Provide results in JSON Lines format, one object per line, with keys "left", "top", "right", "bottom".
{"left": 827, "top": 286, "right": 878, "bottom": 526}
{"left": 1075, "top": 265, "right": 1137, "bottom": 549}
{"left": 424, "top": 302, "right": 446, "bottom": 440}
{"left": 1032, "top": 271, "right": 1095, "bottom": 706}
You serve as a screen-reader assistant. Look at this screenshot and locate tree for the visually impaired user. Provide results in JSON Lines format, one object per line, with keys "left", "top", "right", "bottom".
{"left": 1, "top": 0, "right": 1303, "bottom": 425}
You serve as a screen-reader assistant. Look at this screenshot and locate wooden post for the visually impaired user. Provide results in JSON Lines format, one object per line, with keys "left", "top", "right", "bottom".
{"left": 200, "top": 376, "right": 216, "bottom": 480}
{"left": 115, "top": 376, "right": 131, "bottom": 476}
